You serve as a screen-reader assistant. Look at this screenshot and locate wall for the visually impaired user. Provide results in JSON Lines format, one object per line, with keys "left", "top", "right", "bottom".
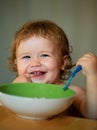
{"left": 0, "top": 0, "right": 97, "bottom": 88}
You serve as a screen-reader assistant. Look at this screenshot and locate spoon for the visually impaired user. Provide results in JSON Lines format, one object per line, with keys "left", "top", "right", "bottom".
{"left": 62, "top": 65, "right": 82, "bottom": 90}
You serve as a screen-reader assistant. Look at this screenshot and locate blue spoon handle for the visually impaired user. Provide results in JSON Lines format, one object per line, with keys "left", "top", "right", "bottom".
{"left": 62, "top": 65, "right": 82, "bottom": 90}
{"left": 70, "top": 65, "right": 82, "bottom": 77}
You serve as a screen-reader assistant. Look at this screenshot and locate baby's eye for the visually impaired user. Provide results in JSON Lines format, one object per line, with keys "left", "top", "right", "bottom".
{"left": 22, "top": 55, "right": 31, "bottom": 59}
{"left": 40, "top": 54, "right": 50, "bottom": 57}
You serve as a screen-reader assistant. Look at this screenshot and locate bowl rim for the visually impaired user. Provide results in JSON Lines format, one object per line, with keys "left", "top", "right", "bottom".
{"left": 0, "top": 82, "right": 75, "bottom": 99}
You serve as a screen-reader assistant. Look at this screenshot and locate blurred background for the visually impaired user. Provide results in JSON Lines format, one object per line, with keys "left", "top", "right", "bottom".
{"left": 0, "top": 0, "right": 97, "bottom": 88}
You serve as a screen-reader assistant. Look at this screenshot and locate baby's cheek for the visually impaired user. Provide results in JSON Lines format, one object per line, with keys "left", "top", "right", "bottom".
{"left": 17, "top": 64, "right": 27, "bottom": 75}
{"left": 45, "top": 59, "right": 58, "bottom": 70}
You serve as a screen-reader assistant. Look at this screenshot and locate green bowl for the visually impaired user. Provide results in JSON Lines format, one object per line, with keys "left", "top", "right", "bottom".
{"left": 0, "top": 82, "right": 75, "bottom": 120}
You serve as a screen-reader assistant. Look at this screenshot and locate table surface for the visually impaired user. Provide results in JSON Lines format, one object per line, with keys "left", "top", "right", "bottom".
{"left": 0, "top": 106, "right": 97, "bottom": 130}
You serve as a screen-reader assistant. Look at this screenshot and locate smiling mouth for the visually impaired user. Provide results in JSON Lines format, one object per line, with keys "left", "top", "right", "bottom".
{"left": 30, "top": 71, "right": 46, "bottom": 77}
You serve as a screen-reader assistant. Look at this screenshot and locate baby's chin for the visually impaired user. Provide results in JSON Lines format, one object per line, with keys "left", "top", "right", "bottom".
{"left": 30, "top": 79, "right": 51, "bottom": 84}
{"left": 30, "top": 79, "right": 46, "bottom": 84}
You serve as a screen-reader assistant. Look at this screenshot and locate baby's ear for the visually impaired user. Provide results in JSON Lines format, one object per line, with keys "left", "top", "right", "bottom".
{"left": 61, "top": 55, "right": 68, "bottom": 70}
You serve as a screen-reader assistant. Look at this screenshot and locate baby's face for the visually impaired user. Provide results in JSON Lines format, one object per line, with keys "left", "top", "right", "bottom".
{"left": 15, "top": 36, "right": 64, "bottom": 84}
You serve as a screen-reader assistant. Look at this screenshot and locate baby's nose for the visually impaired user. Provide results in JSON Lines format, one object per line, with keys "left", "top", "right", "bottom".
{"left": 30, "top": 58, "right": 41, "bottom": 67}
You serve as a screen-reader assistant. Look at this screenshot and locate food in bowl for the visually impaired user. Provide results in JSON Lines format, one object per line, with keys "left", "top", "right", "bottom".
{"left": 0, "top": 83, "right": 75, "bottom": 120}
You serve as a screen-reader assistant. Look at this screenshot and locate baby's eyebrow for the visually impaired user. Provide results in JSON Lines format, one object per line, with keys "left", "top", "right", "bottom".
{"left": 17, "top": 52, "right": 31, "bottom": 58}
{"left": 41, "top": 50, "right": 54, "bottom": 54}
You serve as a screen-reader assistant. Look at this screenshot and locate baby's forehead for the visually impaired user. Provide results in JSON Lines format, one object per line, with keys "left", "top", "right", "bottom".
{"left": 16, "top": 35, "right": 64, "bottom": 56}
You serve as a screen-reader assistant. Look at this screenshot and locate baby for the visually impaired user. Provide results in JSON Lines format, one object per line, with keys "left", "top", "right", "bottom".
{"left": 9, "top": 20, "right": 97, "bottom": 119}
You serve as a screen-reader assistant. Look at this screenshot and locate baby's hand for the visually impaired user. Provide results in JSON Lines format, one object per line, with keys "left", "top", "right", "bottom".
{"left": 77, "top": 53, "right": 97, "bottom": 77}
{"left": 12, "top": 74, "right": 32, "bottom": 83}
